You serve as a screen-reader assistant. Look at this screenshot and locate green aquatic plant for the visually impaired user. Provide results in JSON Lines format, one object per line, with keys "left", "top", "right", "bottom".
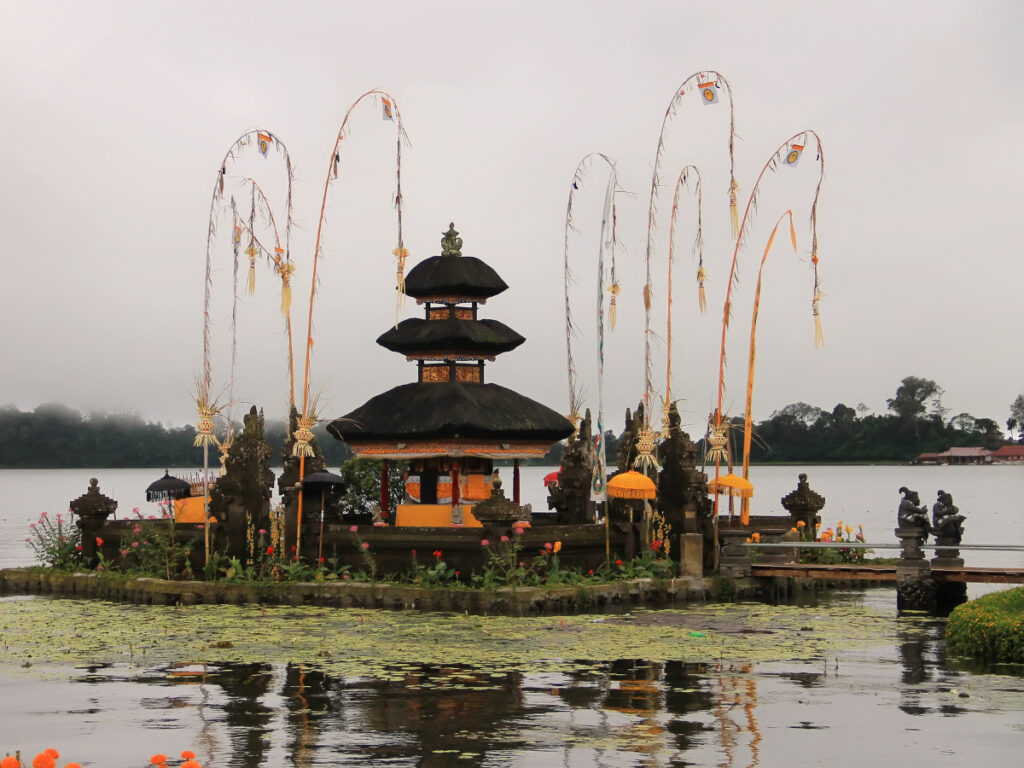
{"left": 0, "top": 597, "right": 896, "bottom": 678}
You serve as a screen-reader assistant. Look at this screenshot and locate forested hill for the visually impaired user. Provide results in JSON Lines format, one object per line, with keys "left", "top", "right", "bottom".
{"left": 0, "top": 404, "right": 351, "bottom": 468}
{"left": 2, "top": 378, "right": 1018, "bottom": 468}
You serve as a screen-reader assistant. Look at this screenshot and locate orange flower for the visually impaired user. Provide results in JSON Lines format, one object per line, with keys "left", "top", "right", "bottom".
{"left": 751, "top": 532, "right": 761, "bottom": 543}
{"left": 44, "top": 751, "right": 59, "bottom": 760}
{"left": 181, "top": 762, "right": 202, "bottom": 768}
{"left": 32, "top": 754, "right": 55, "bottom": 768}
{"left": 150, "top": 756, "right": 168, "bottom": 766}
{"left": 65, "top": 764, "right": 83, "bottom": 768}
{"left": 181, "top": 752, "right": 196, "bottom": 760}
{"left": 553, "top": 541, "right": 562, "bottom": 553}
{"left": 1, "top": 757, "right": 20, "bottom": 768}
{"left": 796, "top": 520, "right": 806, "bottom": 527}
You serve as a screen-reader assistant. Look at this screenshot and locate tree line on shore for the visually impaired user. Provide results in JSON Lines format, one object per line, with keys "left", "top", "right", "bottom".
{"left": 1, "top": 377, "right": 1019, "bottom": 468}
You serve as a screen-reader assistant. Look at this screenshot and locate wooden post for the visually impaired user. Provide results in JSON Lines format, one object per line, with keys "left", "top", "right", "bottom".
{"left": 380, "top": 460, "right": 389, "bottom": 519}
{"left": 513, "top": 459, "right": 520, "bottom": 505}
{"left": 452, "top": 466, "right": 460, "bottom": 506}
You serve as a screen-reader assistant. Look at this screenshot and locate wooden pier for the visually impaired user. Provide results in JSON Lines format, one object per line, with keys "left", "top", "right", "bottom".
{"left": 751, "top": 562, "right": 1024, "bottom": 584}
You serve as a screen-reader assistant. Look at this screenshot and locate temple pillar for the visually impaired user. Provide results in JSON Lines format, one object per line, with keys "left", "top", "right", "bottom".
{"left": 513, "top": 459, "right": 520, "bottom": 505}
{"left": 380, "top": 460, "right": 389, "bottom": 520}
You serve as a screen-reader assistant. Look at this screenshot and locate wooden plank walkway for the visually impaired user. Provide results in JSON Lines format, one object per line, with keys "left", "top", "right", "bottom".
{"left": 751, "top": 563, "right": 1024, "bottom": 584}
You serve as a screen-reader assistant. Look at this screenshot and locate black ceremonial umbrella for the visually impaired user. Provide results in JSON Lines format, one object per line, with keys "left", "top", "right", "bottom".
{"left": 146, "top": 470, "right": 192, "bottom": 518}
{"left": 302, "top": 471, "right": 347, "bottom": 562}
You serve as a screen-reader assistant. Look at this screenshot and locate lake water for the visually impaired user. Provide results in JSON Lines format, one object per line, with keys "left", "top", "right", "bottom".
{"left": 2, "top": 465, "right": 1023, "bottom": 765}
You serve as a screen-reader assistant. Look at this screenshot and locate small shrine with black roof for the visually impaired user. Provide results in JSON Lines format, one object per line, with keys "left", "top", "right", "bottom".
{"left": 328, "top": 223, "right": 573, "bottom": 527}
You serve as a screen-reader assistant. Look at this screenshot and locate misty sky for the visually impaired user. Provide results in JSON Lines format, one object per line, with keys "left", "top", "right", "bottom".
{"left": 2, "top": 1, "right": 1022, "bottom": 440}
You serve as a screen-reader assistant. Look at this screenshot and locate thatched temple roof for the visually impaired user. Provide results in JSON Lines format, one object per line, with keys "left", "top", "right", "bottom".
{"left": 328, "top": 382, "right": 573, "bottom": 443}
{"left": 403, "top": 224, "right": 508, "bottom": 302}
{"left": 377, "top": 317, "right": 524, "bottom": 357}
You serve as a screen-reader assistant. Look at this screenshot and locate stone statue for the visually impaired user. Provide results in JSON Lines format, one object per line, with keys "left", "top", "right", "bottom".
{"left": 547, "top": 409, "right": 594, "bottom": 523}
{"left": 932, "top": 490, "right": 965, "bottom": 544}
{"left": 897, "top": 487, "right": 930, "bottom": 535}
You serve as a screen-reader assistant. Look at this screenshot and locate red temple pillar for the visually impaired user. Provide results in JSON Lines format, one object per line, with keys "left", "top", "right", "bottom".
{"left": 380, "top": 460, "right": 389, "bottom": 520}
{"left": 513, "top": 459, "right": 520, "bottom": 505}
{"left": 451, "top": 466, "right": 460, "bottom": 507}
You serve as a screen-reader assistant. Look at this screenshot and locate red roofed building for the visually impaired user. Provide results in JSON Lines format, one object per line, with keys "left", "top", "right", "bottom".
{"left": 991, "top": 445, "right": 1024, "bottom": 462}
{"left": 915, "top": 447, "right": 992, "bottom": 465}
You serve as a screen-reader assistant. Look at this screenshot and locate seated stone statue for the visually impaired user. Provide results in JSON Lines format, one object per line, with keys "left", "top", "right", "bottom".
{"left": 932, "top": 490, "right": 965, "bottom": 543}
{"left": 897, "top": 487, "right": 930, "bottom": 535}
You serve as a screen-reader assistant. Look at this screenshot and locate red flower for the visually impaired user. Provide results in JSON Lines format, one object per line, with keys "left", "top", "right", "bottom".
{"left": 454, "top": 571, "right": 460, "bottom": 577}
{"left": 411, "top": 548, "right": 417, "bottom": 557}
{"left": 291, "top": 545, "right": 297, "bottom": 552}
{"left": 433, "top": 549, "right": 442, "bottom": 559}
{"left": 349, "top": 525, "right": 359, "bottom": 533}
{"left": 480, "top": 539, "right": 490, "bottom": 547}
{"left": 587, "top": 569, "right": 594, "bottom": 575}
{"left": 615, "top": 559, "right": 623, "bottom": 566}
{"left": 75, "top": 545, "right": 83, "bottom": 551}
{"left": 266, "top": 546, "right": 274, "bottom": 555}
{"left": 650, "top": 540, "right": 662, "bottom": 552}
{"left": 95, "top": 536, "right": 104, "bottom": 546}
{"left": 318, "top": 556, "right": 325, "bottom": 564}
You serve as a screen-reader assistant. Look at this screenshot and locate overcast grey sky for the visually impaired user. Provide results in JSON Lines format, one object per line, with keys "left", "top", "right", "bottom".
{"left": 2, "top": 0, "right": 1022, "bottom": 438}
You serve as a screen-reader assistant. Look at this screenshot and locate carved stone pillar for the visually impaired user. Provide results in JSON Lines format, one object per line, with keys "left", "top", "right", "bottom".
{"left": 70, "top": 478, "right": 118, "bottom": 567}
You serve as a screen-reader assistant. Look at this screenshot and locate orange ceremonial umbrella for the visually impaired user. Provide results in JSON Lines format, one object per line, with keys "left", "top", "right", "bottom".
{"left": 706, "top": 473, "right": 754, "bottom": 499}
{"left": 606, "top": 470, "right": 657, "bottom": 500}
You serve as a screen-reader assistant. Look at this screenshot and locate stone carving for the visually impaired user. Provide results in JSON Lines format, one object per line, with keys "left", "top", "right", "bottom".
{"left": 441, "top": 222, "right": 463, "bottom": 256}
{"left": 896, "top": 487, "right": 930, "bottom": 535}
{"left": 657, "top": 401, "right": 711, "bottom": 535}
{"left": 781, "top": 473, "right": 825, "bottom": 532}
{"left": 547, "top": 409, "right": 594, "bottom": 524}
{"left": 474, "top": 471, "right": 524, "bottom": 524}
{"left": 931, "top": 490, "right": 965, "bottom": 545}
{"left": 209, "top": 406, "right": 274, "bottom": 554}
{"left": 70, "top": 478, "right": 118, "bottom": 566}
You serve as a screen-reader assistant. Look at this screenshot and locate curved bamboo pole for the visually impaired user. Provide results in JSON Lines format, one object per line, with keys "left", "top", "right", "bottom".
{"left": 664, "top": 164, "right": 704, "bottom": 432}
{"left": 711, "top": 129, "right": 825, "bottom": 521}
{"left": 739, "top": 210, "right": 798, "bottom": 523}
{"left": 642, "top": 71, "right": 736, "bottom": 429}
{"left": 295, "top": 90, "right": 408, "bottom": 559}
{"left": 563, "top": 152, "right": 618, "bottom": 426}
{"left": 199, "top": 130, "right": 294, "bottom": 564}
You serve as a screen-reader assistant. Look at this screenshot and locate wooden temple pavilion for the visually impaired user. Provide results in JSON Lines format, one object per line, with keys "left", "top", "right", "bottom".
{"left": 328, "top": 223, "right": 573, "bottom": 527}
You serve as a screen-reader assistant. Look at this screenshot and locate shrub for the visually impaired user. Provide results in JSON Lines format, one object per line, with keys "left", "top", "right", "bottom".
{"left": 945, "top": 587, "right": 1024, "bottom": 663}
{"left": 26, "top": 511, "right": 82, "bottom": 569}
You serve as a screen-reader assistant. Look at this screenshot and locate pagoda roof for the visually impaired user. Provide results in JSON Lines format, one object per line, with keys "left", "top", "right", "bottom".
{"left": 377, "top": 318, "right": 524, "bottom": 357}
{"left": 327, "top": 382, "right": 573, "bottom": 444}
{"left": 403, "top": 223, "right": 508, "bottom": 302}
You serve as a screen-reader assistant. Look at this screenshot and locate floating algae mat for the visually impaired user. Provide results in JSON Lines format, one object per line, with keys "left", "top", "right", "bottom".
{"left": 0, "top": 597, "right": 895, "bottom": 679}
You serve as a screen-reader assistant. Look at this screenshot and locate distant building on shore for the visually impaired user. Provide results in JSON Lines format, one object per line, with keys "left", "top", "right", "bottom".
{"left": 915, "top": 447, "right": 993, "bottom": 465}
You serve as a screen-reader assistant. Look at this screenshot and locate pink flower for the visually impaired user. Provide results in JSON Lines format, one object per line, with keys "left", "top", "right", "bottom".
{"left": 513, "top": 528, "right": 524, "bottom": 535}
{"left": 133, "top": 525, "right": 141, "bottom": 533}
{"left": 24, "top": 537, "right": 30, "bottom": 543}
{"left": 41, "top": 512, "right": 48, "bottom": 518}
{"left": 97, "top": 564, "right": 104, "bottom": 571}
{"left": 544, "top": 542, "right": 553, "bottom": 551}
{"left": 132, "top": 507, "right": 140, "bottom": 514}
{"left": 30, "top": 523, "right": 36, "bottom": 528}
{"left": 500, "top": 535, "right": 509, "bottom": 542}
{"left": 147, "top": 515, "right": 156, "bottom": 520}
{"left": 258, "top": 529, "right": 266, "bottom": 535}
{"left": 131, "top": 541, "right": 139, "bottom": 548}
{"left": 360, "top": 542, "right": 370, "bottom": 550}
{"left": 480, "top": 539, "right": 490, "bottom": 547}
{"left": 349, "top": 525, "right": 359, "bottom": 533}
{"left": 56, "top": 514, "right": 62, "bottom": 521}
{"left": 342, "top": 573, "right": 350, "bottom": 580}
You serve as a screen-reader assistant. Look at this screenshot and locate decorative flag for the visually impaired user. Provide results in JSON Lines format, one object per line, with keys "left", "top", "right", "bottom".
{"left": 698, "top": 81, "right": 719, "bottom": 105}
{"left": 591, "top": 425, "right": 606, "bottom": 501}
{"left": 784, "top": 143, "right": 804, "bottom": 167}
{"left": 381, "top": 97, "right": 394, "bottom": 121}
{"left": 257, "top": 132, "right": 272, "bottom": 157}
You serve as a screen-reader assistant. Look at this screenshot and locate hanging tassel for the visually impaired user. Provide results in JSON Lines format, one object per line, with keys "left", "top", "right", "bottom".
{"left": 393, "top": 246, "right": 408, "bottom": 295}
{"left": 245, "top": 242, "right": 258, "bottom": 295}
{"left": 276, "top": 259, "right": 295, "bottom": 316}
{"left": 696, "top": 265, "right": 708, "bottom": 314}
{"left": 332, "top": 152, "right": 339, "bottom": 179}
{"left": 632, "top": 428, "right": 661, "bottom": 472}
{"left": 643, "top": 283, "right": 653, "bottom": 311}
{"left": 608, "top": 282, "right": 621, "bottom": 330}
{"left": 813, "top": 290, "right": 825, "bottom": 348}
{"left": 292, "top": 416, "right": 317, "bottom": 458}
{"left": 729, "top": 179, "right": 740, "bottom": 239}
{"left": 219, "top": 166, "right": 226, "bottom": 195}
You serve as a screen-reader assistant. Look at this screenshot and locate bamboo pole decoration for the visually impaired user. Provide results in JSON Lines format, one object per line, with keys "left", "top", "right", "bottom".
{"left": 295, "top": 90, "right": 408, "bottom": 559}
{"left": 739, "top": 210, "right": 797, "bottom": 523}
{"left": 711, "top": 130, "right": 825, "bottom": 520}
{"left": 642, "top": 71, "right": 736, "bottom": 431}
{"left": 664, "top": 164, "right": 704, "bottom": 437}
{"left": 230, "top": 180, "right": 298, "bottom": 408}
{"left": 562, "top": 152, "right": 619, "bottom": 432}
{"left": 199, "top": 131, "right": 294, "bottom": 565}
